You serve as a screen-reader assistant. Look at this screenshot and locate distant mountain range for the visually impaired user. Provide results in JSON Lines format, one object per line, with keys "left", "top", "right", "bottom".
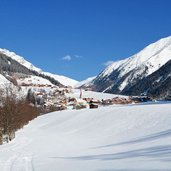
{"left": 81, "top": 36, "right": 171, "bottom": 99}
{"left": 0, "top": 48, "right": 78, "bottom": 87}
{"left": 1, "top": 36, "right": 171, "bottom": 99}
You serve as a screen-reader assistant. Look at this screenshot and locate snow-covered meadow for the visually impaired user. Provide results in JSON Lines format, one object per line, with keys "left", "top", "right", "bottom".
{"left": 66, "top": 89, "right": 127, "bottom": 100}
{"left": 0, "top": 102, "right": 171, "bottom": 171}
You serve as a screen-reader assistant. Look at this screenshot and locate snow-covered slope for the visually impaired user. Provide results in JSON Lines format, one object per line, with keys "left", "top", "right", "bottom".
{"left": 0, "top": 74, "right": 11, "bottom": 85}
{"left": 44, "top": 72, "right": 78, "bottom": 87}
{"left": 17, "top": 75, "right": 54, "bottom": 86}
{"left": 102, "top": 36, "right": 171, "bottom": 79}
{"left": 0, "top": 102, "right": 171, "bottom": 170}
{"left": 66, "top": 89, "right": 127, "bottom": 100}
{"left": 0, "top": 74, "right": 27, "bottom": 98}
{"left": 90, "top": 36, "right": 171, "bottom": 94}
{"left": 75, "top": 76, "right": 96, "bottom": 88}
{"left": 0, "top": 48, "right": 78, "bottom": 87}
{"left": 123, "top": 60, "right": 171, "bottom": 98}
{"left": 0, "top": 48, "right": 42, "bottom": 72}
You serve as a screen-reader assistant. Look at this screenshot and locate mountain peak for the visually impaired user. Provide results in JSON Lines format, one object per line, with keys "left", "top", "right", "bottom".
{"left": 101, "top": 36, "right": 171, "bottom": 78}
{"left": 88, "top": 36, "right": 171, "bottom": 95}
{"left": 0, "top": 48, "right": 78, "bottom": 87}
{"left": 0, "top": 48, "right": 42, "bottom": 72}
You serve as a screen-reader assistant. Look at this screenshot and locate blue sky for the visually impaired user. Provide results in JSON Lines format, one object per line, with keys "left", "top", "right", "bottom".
{"left": 0, "top": 0, "right": 171, "bottom": 80}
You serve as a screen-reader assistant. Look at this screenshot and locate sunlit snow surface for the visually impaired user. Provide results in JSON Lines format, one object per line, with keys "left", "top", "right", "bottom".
{"left": 66, "top": 89, "right": 127, "bottom": 100}
{"left": 0, "top": 74, "right": 11, "bottom": 85}
{"left": 0, "top": 102, "right": 171, "bottom": 171}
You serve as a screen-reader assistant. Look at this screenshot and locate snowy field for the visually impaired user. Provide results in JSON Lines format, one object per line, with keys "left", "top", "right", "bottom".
{"left": 0, "top": 102, "right": 171, "bottom": 171}
{"left": 66, "top": 89, "right": 127, "bottom": 100}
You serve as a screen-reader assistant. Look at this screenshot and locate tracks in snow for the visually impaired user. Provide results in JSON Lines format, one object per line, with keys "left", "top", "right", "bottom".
{"left": 3, "top": 153, "right": 35, "bottom": 171}
{"left": 1, "top": 136, "right": 35, "bottom": 171}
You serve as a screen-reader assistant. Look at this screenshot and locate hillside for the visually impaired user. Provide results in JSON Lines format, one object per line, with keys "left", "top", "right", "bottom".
{"left": 0, "top": 74, "right": 10, "bottom": 85}
{"left": 86, "top": 36, "right": 171, "bottom": 98}
{"left": 0, "top": 51, "right": 63, "bottom": 87}
{"left": 75, "top": 76, "right": 96, "bottom": 88}
{"left": 0, "top": 102, "right": 171, "bottom": 171}
{"left": 43, "top": 72, "right": 78, "bottom": 87}
{"left": 0, "top": 48, "right": 78, "bottom": 87}
{"left": 123, "top": 60, "right": 171, "bottom": 99}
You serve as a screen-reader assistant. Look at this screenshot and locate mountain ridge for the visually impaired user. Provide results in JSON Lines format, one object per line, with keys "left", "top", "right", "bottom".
{"left": 0, "top": 48, "right": 78, "bottom": 87}
{"left": 85, "top": 36, "right": 171, "bottom": 98}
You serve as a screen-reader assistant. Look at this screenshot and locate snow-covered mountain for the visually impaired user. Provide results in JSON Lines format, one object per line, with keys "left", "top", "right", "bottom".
{"left": 87, "top": 36, "right": 171, "bottom": 97}
{"left": 43, "top": 72, "right": 78, "bottom": 87}
{"left": 75, "top": 76, "right": 96, "bottom": 88}
{"left": 0, "top": 48, "right": 78, "bottom": 87}
{"left": 0, "top": 48, "right": 42, "bottom": 73}
{"left": 123, "top": 60, "right": 171, "bottom": 99}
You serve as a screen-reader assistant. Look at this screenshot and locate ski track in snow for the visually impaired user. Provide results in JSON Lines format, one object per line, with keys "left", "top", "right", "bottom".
{"left": 2, "top": 136, "right": 34, "bottom": 171}
{"left": 1, "top": 137, "right": 32, "bottom": 152}
{"left": 3, "top": 153, "right": 34, "bottom": 171}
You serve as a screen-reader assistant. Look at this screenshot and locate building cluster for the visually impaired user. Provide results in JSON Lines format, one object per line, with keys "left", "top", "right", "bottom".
{"left": 27, "top": 86, "right": 152, "bottom": 112}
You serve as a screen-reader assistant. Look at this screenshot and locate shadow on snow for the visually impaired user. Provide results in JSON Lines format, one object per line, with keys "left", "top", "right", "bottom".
{"left": 97, "top": 129, "right": 171, "bottom": 149}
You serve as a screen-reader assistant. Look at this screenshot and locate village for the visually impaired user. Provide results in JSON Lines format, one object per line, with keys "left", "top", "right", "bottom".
{"left": 23, "top": 83, "right": 152, "bottom": 112}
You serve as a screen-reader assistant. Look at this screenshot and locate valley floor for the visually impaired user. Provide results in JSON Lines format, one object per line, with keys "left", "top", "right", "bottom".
{"left": 0, "top": 102, "right": 171, "bottom": 171}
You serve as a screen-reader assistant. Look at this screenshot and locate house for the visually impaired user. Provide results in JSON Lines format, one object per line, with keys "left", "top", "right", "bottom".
{"left": 131, "top": 95, "right": 152, "bottom": 103}
{"left": 89, "top": 103, "right": 98, "bottom": 109}
{"left": 73, "top": 98, "right": 88, "bottom": 110}
{"left": 83, "top": 98, "right": 93, "bottom": 103}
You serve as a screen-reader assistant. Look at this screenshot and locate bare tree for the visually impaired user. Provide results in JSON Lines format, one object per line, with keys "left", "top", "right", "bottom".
{"left": 0, "top": 85, "right": 40, "bottom": 144}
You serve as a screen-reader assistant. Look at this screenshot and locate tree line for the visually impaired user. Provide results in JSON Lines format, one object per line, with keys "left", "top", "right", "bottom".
{"left": 0, "top": 53, "right": 63, "bottom": 87}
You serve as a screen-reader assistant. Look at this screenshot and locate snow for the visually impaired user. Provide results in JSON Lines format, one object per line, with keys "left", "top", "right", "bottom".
{"left": 0, "top": 48, "right": 42, "bottom": 72}
{"left": 0, "top": 74, "right": 11, "bottom": 85}
{"left": 43, "top": 72, "right": 78, "bottom": 87}
{"left": 119, "top": 76, "right": 129, "bottom": 91}
{"left": 66, "top": 89, "right": 127, "bottom": 100}
{"left": 0, "top": 75, "right": 26, "bottom": 99}
{"left": 1, "top": 102, "right": 171, "bottom": 171}
{"left": 17, "top": 75, "right": 54, "bottom": 86}
{"left": 75, "top": 76, "right": 96, "bottom": 88}
{"left": 98, "top": 36, "right": 171, "bottom": 90}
